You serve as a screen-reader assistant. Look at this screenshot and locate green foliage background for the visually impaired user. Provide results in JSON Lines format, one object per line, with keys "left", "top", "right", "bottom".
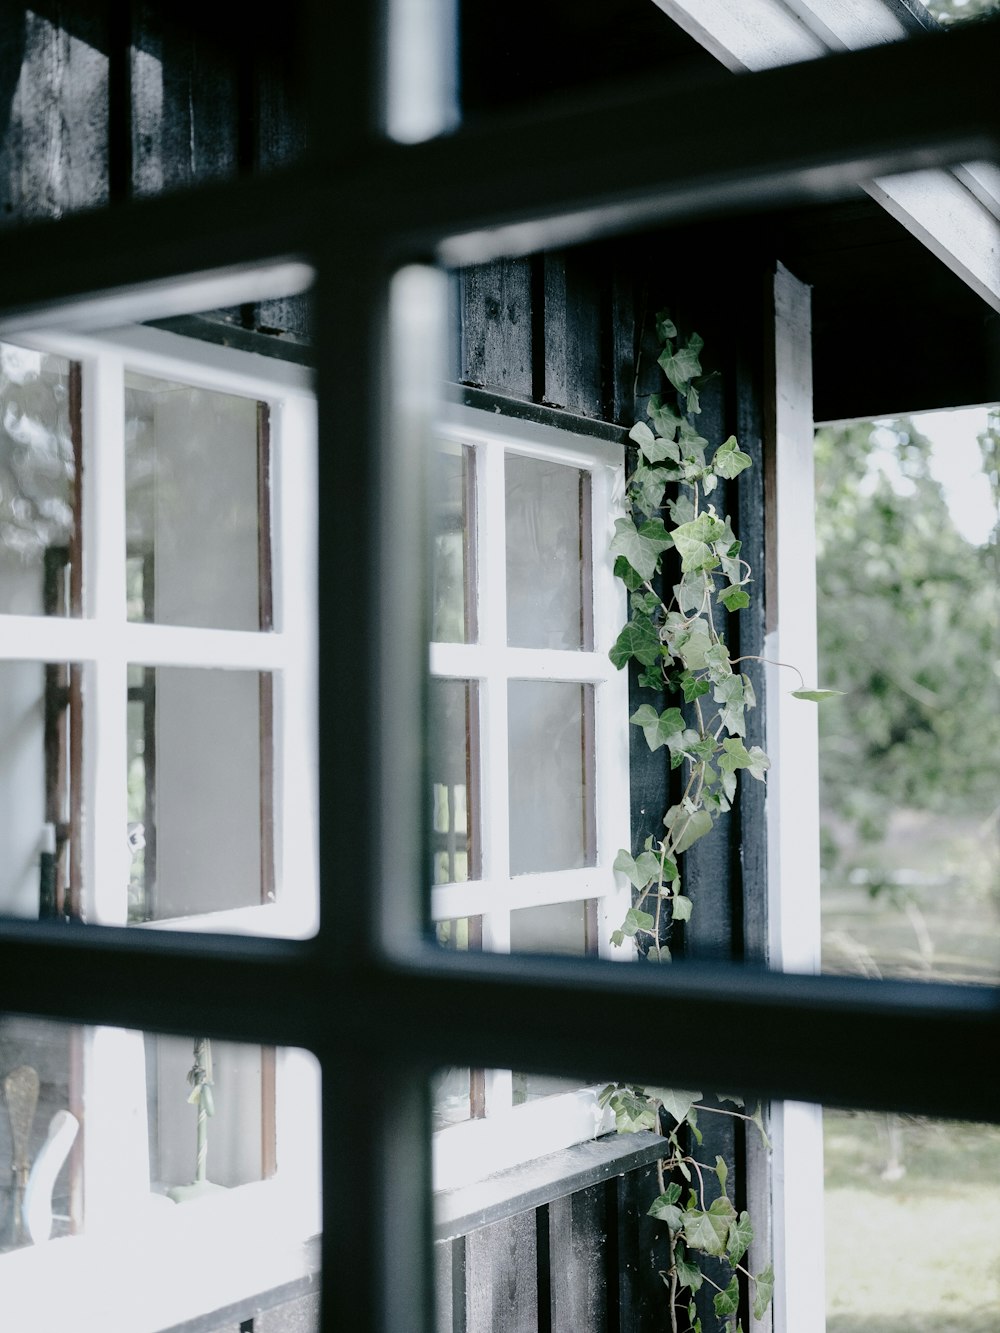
{"left": 814, "top": 414, "right": 1000, "bottom": 857}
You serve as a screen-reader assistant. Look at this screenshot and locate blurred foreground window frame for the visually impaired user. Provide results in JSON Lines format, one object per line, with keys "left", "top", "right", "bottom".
{"left": 0, "top": 6, "right": 996, "bottom": 1333}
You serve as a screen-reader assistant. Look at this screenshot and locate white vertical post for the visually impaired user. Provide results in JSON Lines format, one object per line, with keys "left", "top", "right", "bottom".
{"left": 765, "top": 262, "right": 826, "bottom": 1333}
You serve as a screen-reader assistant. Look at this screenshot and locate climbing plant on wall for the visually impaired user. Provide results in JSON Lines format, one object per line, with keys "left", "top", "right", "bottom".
{"left": 603, "top": 312, "right": 832, "bottom": 1331}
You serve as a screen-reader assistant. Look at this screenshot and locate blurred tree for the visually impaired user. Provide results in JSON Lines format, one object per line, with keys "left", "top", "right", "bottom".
{"left": 814, "top": 415, "right": 1000, "bottom": 857}
{"left": 922, "top": 0, "right": 1000, "bottom": 23}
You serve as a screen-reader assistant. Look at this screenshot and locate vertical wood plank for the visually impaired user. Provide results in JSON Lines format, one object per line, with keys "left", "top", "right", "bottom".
{"left": 0, "top": 8, "right": 109, "bottom": 225}
{"left": 253, "top": 17, "right": 311, "bottom": 340}
{"left": 130, "top": 4, "right": 238, "bottom": 198}
{"left": 541, "top": 250, "right": 603, "bottom": 418}
{"left": 615, "top": 1162, "right": 669, "bottom": 1333}
{"left": 459, "top": 260, "right": 533, "bottom": 398}
{"left": 549, "top": 1186, "right": 609, "bottom": 1333}
{"left": 465, "top": 1212, "right": 539, "bottom": 1333}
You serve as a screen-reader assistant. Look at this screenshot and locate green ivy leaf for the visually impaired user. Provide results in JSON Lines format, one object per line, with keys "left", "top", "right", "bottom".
{"left": 667, "top": 492, "right": 696, "bottom": 526}
{"left": 630, "top": 590, "right": 661, "bottom": 615}
{"left": 647, "top": 1088, "right": 697, "bottom": 1125}
{"left": 714, "top": 675, "right": 747, "bottom": 738}
{"left": 658, "top": 333, "right": 703, "bottom": 392}
{"left": 678, "top": 420, "right": 709, "bottom": 464}
{"left": 727, "top": 1210, "right": 754, "bottom": 1266}
{"left": 715, "top": 1155, "right": 728, "bottom": 1192}
{"left": 746, "top": 745, "right": 770, "bottom": 781}
{"left": 637, "top": 665, "right": 665, "bottom": 692}
{"left": 681, "top": 673, "right": 711, "bottom": 703}
{"left": 610, "top": 929, "right": 625, "bottom": 947}
{"left": 613, "top": 555, "right": 645, "bottom": 591}
{"left": 665, "top": 805, "right": 713, "bottom": 854}
{"left": 672, "top": 513, "right": 727, "bottom": 573}
{"left": 671, "top": 894, "right": 693, "bottom": 921}
{"left": 648, "top": 1195, "right": 684, "bottom": 1229}
{"left": 629, "top": 421, "right": 680, "bottom": 467}
{"left": 647, "top": 394, "right": 683, "bottom": 439}
{"left": 719, "top": 585, "right": 750, "bottom": 612}
{"left": 609, "top": 616, "right": 661, "bottom": 669}
{"left": 713, "top": 435, "right": 753, "bottom": 479}
{"left": 620, "top": 907, "right": 655, "bottom": 938}
{"left": 676, "top": 619, "right": 713, "bottom": 671}
{"left": 682, "top": 1200, "right": 732, "bottom": 1257}
{"left": 630, "top": 464, "right": 668, "bottom": 515}
{"left": 609, "top": 517, "right": 672, "bottom": 581}
{"left": 750, "top": 1103, "right": 771, "bottom": 1150}
{"left": 753, "top": 1263, "right": 775, "bottom": 1321}
{"left": 655, "top": 311, "right": 678, "bottom": 342}
{"left": 713, "top": 1276, "right": 740, "bottom": 1318}
{"left": 719, "top": 737, "right": 752, "bottom": 771}
{"left": 686, "top": 383, "right": 701, "bottom": 415}
{"left": 791, "top": 688, "right": 845, "bottom": 702}
{"left": 674, "top": 1250, "right": 704, "bottom": 1293}
{"left": 630, "top": 704, "right": 686, "bottom": 753}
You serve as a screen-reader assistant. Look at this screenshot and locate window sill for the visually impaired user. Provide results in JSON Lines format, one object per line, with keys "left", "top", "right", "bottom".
{"left": 434, "top": 1128, "right": 665, "bottom": 1242}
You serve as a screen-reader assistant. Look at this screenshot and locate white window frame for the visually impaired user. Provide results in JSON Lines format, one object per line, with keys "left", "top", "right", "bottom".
{"left": 430, "top": 402, "right": 633, "bottom": 1191}
{"left": 0, "top": 324, "right": 322, "bottom": 1304}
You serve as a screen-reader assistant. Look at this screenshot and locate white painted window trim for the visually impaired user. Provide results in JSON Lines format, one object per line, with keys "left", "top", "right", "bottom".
{"left": 0, "top": 325, "right": 321, "bottom": 1266}
{"left": 430, "top": 403, "right": 632, "bottom": 1192}
{"left": 763, "top": 264, "right": 826, "bottom": 1333}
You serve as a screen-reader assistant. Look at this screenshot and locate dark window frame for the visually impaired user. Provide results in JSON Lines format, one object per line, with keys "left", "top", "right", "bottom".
{"left": 0, "top": 14, "right": 997, "bottom": 1333}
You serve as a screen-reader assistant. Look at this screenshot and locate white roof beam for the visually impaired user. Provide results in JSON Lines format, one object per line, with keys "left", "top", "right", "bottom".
{"left": 654, "top": 0, "right": 1000, "bottom": 314}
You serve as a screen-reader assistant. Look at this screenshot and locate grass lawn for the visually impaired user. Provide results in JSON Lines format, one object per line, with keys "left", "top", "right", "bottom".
{"left": 825, "top": 1112, "right": 1000, "bottom": 1332}
{"left": 822, "top": 812, "right": 1000, "bottom": 1329}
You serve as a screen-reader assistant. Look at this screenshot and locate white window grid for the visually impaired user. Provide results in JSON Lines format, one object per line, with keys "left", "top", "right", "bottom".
{"left": 0, "top": 324, "right": 321, "bottom": 1262}
{"left": 0, "top": 324, "right": 319, "bottom": 938}
{"left": 430, "top": 402, "right": 633, "bottom": 1188}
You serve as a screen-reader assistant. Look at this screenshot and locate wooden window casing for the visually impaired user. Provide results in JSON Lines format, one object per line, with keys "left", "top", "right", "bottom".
{"left": 0, "top": 13, "right": 996, "bottom": 1333}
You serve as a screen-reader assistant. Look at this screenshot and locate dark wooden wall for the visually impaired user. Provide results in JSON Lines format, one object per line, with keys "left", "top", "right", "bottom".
{"left": 455, "top": 234, "right": 773, "bottom": 1331}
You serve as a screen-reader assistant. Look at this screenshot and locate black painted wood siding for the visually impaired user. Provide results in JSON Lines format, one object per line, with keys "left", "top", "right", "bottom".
{"left": 0, "top": 3, "right": 308, "bottom": 340}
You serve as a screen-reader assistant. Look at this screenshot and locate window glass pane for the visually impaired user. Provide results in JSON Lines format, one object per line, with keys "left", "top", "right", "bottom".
{"left": 510, "top": 901, "right": 593, "bottom": 1106}
{"left": 0, "top": 344, "right": 78, "bottom": 618}
{"left": 431, "top": 444, "right": 475, "bottom": 643}
{"left": 429, "top": 678, "right": 479, "bottom": 886}
{"left": 509, "top": 899, "right": 591, "bottom": 955}
{"left": 0, "top": 1016, "right": 320, "bottom": 1330}
{"left": 129, "top": 667, "right": 270, "bottom": 922}
{"left": 125, "top": 372, "right": 266, "bottom": 631}
{"left": 508, "top": 681, "right": 594, "bottom": 875}
{"left": 432, "top": 918, "right": 484, "bottom": 1130}
{"left": 505, "top": 454, "right": 591, "bottom": 650}
{"left": 0, "top": 660, "right": 82, "bottom": 921}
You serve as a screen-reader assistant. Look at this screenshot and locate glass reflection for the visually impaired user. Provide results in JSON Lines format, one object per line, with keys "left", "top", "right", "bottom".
{"left": 127, "top": 667, "right": 270, "bottom": 922}
{"left": 508, "top": 680, "right": 594, "bottom": 875}
{"left": 431, "top": 445, "right": 475, "bottom": 644}
{"left": 0, "top": 660, "right": 82, "bottom": 922}
{"left": 0, "top": 1015, "right": 320, "bottom": 1329}
{"left": 505, "top": 454, "right": 590, "bottom": 650}
{"left": 0, "top": 344, "right": 78, "bottom": 618}
{"left": 429, "top": 679, "right": 479, "bottom": 886}
{"left": 125, "top": 372, "right": 266, "bottom": 631}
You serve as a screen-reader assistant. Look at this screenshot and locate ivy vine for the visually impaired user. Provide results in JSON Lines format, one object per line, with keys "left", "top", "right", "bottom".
{"left": 602, "top": 311, "right": 833, "bottom": 1330}
{"left": 599, "top": 1084, "right": 773, "bottom": 1333}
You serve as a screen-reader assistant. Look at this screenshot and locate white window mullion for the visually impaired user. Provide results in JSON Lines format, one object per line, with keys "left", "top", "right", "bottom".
{"left": 591, "top": 456, "right": 632, "bottom": 958}
{"left": 478, "top": 439, "right": 511, "bottom": 893}
{"left": 273, "top": 394, "right": 319, "bottom": 937}
{"left": 80, "top": 354, "right": 151, "bottom": 1236}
